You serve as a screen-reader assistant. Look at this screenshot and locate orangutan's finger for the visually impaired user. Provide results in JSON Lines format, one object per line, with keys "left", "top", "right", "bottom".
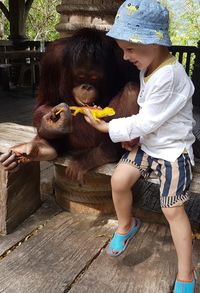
{"left": 0, "top": 151, "right": 13, "bottom": 163}
{"left": 1, "top": 153, "right": 17, "bottom": 167}
{"left": 4, "top": 161, "right": 19, "bottom": 171}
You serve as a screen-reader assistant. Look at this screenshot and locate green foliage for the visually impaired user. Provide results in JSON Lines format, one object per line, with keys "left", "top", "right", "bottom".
{"left": 0, "top": 0, "right": 9, "bottom": 39}
{"left": 26, "top": 0, "right": 60, "bottom": 41}
{"left": 0, "top": 0, "right": 60, "bottom": 41}
{"left": 162, "top": 0, "right": 200, "bottom": 46}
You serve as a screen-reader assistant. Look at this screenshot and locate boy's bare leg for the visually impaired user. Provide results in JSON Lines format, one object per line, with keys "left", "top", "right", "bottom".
{"left": 111, "top": 163, "right": 141, "bottom": 234}
{"left": 162, "top": 206, "right": 193, "bottom": 280}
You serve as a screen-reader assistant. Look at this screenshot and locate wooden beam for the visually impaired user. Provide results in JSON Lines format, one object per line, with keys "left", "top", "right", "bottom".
{"left": 24, "top": 0, "right": 34, "bottom": 20}
{"left": 9, "top": 0, "right": 26, "bottom": 41}
{"left": 0, "top": 1, "right": 10, "bottom": 20}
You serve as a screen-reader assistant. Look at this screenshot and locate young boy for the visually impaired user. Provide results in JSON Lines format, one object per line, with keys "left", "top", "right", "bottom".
{"left": 85, "top": 0, "right": 197, "bottom": 292}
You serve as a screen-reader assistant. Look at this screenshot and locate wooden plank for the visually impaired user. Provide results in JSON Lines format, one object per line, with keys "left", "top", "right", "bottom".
{"left": 0, "top": 122, "right": 36, "bottom": 153}
{"left": 0, "top": 162, "right": 41, "bottom": 235}
{"left": 0, "top": 122, "right": 39, "bottom": 234}
{"left": 185, "top": 52, "right": 192, "bottom": 75}
{"left": 0, "top": 199, "right": 61, "bottom": 255}
{"left": 0, "top": 166, "right": 7, "bottom": 234}
{"left": 193, "top": 239, "right": 200, "bottom": 291}
{"left": 0, "top": 212, "right": 113, "bottom": 293}
{"left": 6, "top": 162, "right": 41, "bottom": 233}
{"left": 69, "top": 223, "right": 177, "bottom": 293}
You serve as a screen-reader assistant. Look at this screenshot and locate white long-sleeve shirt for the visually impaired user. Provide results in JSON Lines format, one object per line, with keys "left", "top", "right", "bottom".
{"left": 109, "top": 57, "right": 195, "bottom": 164}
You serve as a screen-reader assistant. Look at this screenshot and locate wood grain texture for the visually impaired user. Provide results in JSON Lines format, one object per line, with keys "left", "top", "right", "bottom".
{"left": 0, "top": 122, "right": 41, "bottom": 234}
{"left": 0, "top": 212, "right": 113, "bottom": 293}
{"left": 0, "top": 166, "right": 8, "bottom": 235}
{"left": 0, "top": 122, "right": 36, "bottom": 153}
{"left": 0, "top": 162, "right": 41, "bottom": 235}
{"left": 0, "top": 199, "right": 61, "bottom": 255}
{"left": 7, "top": 162, "right": 41, "bottom": 231}
{"left": 69, "top": 223, "right": 177, "bottom": 293}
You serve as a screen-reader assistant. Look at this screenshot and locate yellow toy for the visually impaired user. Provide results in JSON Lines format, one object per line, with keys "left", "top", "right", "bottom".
{"left": 69, "top": 106, "right": 116, "bottom": 121}
{"left": 55, "top": 106, "right": 116, "bottom": 121}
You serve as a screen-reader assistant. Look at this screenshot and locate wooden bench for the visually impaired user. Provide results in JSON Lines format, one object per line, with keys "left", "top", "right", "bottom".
{"left": 0, "top": 123, "right": 41, "bottom": 235}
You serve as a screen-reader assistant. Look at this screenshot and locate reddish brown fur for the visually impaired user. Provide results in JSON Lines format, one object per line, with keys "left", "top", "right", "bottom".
{"left": 32, "top": 29, "right": 140, "bottom": 182}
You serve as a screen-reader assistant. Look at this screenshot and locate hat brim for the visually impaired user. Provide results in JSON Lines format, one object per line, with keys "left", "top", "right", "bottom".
{"left": 106, "top": 23, "right": 172, "bottom": 47}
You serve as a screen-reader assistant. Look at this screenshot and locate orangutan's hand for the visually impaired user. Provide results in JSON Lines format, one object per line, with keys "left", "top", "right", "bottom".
{"left": 39, "top": 103, "right": 73, "bottom": 139}
{"left": 0, "top": 150, "right": 19, "bottom": 171}
{"left": 0, "top": 142, "right": 38, "bottom": 171}
{"left": 65, "top": 160, "right": 88, "bottom": 185}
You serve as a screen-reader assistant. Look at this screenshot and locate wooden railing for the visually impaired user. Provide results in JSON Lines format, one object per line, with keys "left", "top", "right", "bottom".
{"left": 169, "top": 44, "right": 200, "bottom": 106}
{"left": 170, "top": 45, "right": 198, "bottom": 76}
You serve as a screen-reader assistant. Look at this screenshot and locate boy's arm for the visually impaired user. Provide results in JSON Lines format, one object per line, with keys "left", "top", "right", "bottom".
{"left": 108, "top": 69, "right": 194, "bottom": 143}
{"left": 85, "top": 68, "right": 194, "bottom": 143}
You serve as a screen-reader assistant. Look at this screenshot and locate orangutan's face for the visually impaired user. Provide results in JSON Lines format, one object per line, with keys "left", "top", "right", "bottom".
{"left": 72, "top": 67, "right": 104, "bottom": 106}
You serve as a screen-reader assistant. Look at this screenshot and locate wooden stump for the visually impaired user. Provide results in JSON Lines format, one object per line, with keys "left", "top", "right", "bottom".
{"left": 0, "top": 123, "right": 41, "bottom": 235}
{"left": 54, "top": 162, "right": 114, "bottom": 216}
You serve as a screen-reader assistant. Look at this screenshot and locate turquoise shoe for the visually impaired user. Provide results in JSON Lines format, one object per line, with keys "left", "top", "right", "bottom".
{"left": 106, "top": 218, "right": 141, "bottom": 257}
{"left": 174, "top": 271, "right": 197, "bottom": 293}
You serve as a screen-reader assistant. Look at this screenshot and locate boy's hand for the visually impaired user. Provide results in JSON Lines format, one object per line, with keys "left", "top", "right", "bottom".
{"left": 121, "top": 138, "right": 139, "bottom": 151}
{"left": 84, "top": 109, "right": 109, "bottom": 133}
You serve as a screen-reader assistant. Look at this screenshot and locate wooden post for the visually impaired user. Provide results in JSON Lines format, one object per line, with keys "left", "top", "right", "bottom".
{"left": 0, "top": 0, "right": 33, "bottom": 42}
{"left": 192, "top": 41, "right": 200, "bottom": 107}
{"left": 9, "top": 0, "right": 26, "bottom": 41}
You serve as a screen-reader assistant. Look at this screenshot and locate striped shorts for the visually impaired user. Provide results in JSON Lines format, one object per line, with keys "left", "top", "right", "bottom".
{"left": 120, "top": 146, "right": 192, "bottom": 208}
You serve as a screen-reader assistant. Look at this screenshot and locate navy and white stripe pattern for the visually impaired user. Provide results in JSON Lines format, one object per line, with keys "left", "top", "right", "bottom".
{"left": 119, "top": 146, "right": 192, "bottom": 208}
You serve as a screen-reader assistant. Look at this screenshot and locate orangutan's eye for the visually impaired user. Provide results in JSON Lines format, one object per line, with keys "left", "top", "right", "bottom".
{"left": 78, "top": 75, "right": 85, "bottom": 79}
{"left": 127, "top": 48, "right": 135, "bottom": 52}
{"left": 91, "top": 75, "right": 99, "bottom": 80}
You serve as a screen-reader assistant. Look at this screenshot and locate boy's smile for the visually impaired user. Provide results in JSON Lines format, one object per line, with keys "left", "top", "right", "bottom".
{"left": 116, "top": 40, "right": 170, "bottom": 76}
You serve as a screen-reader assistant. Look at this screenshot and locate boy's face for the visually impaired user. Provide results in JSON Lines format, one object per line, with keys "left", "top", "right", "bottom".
{"left": 116, "top": 40, "right": 157, "bottom": 71}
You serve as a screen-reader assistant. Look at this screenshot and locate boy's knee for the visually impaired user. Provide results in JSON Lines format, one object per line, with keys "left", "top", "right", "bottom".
{"left": 162, "top": 206, "right": 185, "bottom": 222}
{"left": 111, "top": 172, "right": 131, "bottom": 192}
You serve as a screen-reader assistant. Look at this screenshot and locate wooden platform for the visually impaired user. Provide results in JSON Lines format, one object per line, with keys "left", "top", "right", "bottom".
{"left": 0, "top": 200, "right": 199, "bottom": 293}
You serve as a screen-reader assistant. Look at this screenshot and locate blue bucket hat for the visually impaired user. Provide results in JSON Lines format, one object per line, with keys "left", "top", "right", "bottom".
{"left": 107, "top": 0, "right": 172, "bottom": 46}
